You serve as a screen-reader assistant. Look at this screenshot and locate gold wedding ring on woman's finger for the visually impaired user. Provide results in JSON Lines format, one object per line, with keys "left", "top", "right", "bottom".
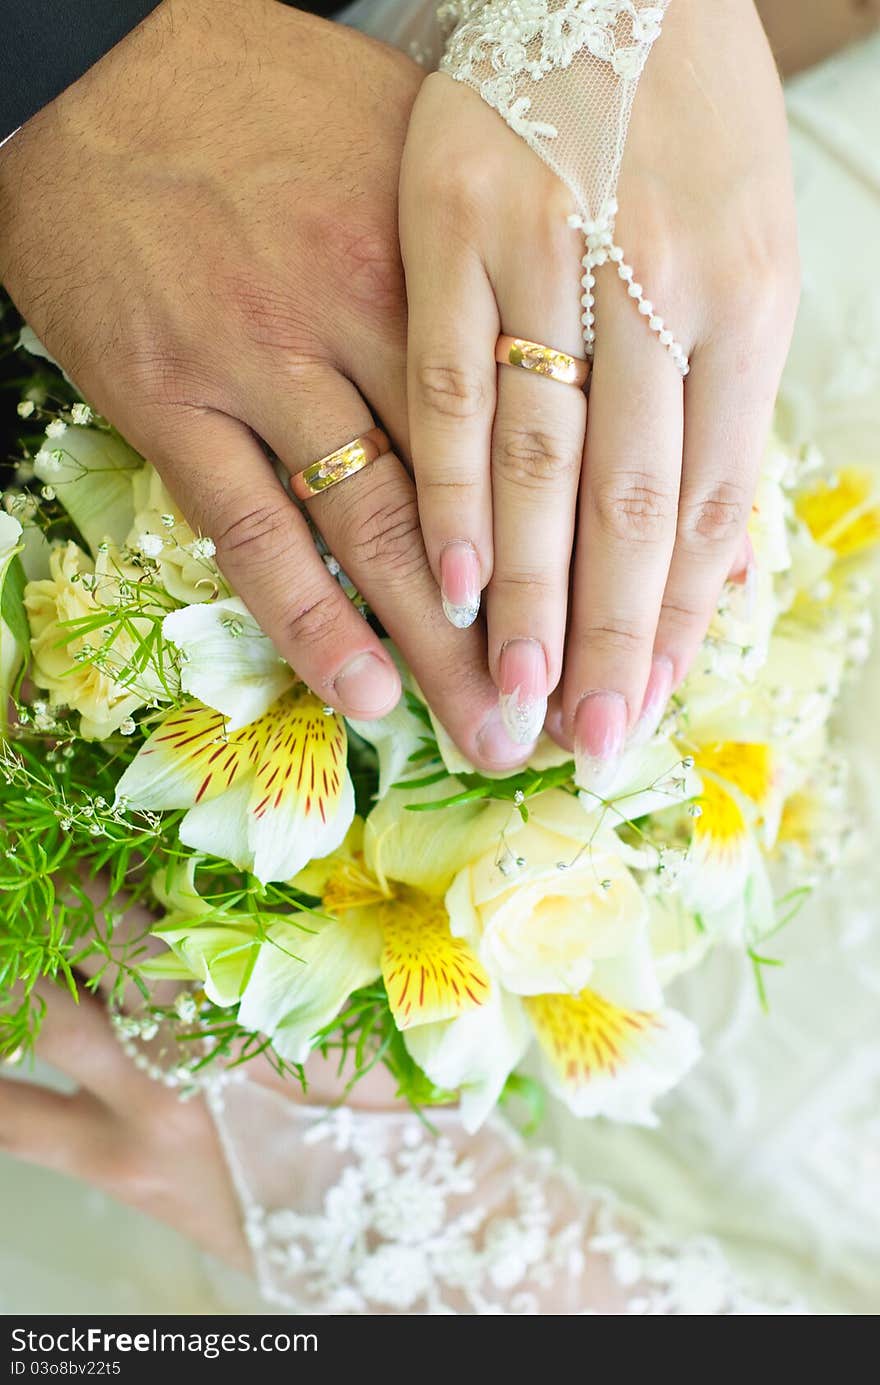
{"left": 495, "top": 335, "right": 591, "bottom": 389}
{"left": 291, "top": 426, "right": 390, "bottom": 501}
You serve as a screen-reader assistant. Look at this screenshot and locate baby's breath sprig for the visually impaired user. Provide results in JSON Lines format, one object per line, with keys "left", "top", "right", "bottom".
{"left": 0, "top": 736, "right": 180, "bottom": 1059}
{"left": 55, "top": 558, "right": 186, "bottom": 703}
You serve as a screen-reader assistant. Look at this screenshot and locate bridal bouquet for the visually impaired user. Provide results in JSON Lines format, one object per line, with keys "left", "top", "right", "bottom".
{"left": 2, "top": 324, "right": 877, "bottom": 1131}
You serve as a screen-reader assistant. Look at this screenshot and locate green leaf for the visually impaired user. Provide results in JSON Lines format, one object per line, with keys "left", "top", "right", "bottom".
{"left": 501, "top": 1071, "right": 546, "bottom": 1134}
{"left": 1, "top": 553, "right": 29, "bottom": 652}
{"left": 390, "top": 768, "right": 449, "bottom": 791}
{"left": 405, "top": 784, "right": 492, "bottom": 811}
{"left": 403, "top": 690, "right": 433, "bottom": 731}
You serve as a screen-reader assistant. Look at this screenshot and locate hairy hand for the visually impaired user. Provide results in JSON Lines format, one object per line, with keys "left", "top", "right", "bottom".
{"left": 0, "top": 0, "right": 526, "bottom": 771}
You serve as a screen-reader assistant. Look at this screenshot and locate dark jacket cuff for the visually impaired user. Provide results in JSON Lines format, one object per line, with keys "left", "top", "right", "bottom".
{"left": 0, "top": 0, "right": 164, "bottom": 145}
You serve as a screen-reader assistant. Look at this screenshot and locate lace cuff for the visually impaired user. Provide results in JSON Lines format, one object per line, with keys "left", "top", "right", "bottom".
{"left": 438, "top": 0, "right": 689, "bottom": 373}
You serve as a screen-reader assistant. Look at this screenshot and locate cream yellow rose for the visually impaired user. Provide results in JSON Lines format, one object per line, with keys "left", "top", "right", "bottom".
{"left": 25, "top": 541, "right": 151, "bottom": 739}
{"left": 445, "top": 789, "right": 649, "bottom": 997}
{"left": 127, "top": 466, "right": 226, "bottom": 604}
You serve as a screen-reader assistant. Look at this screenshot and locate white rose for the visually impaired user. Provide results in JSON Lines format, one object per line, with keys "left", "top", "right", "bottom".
{"left": 446, "top": 789, "right": 648, "bottom": 996}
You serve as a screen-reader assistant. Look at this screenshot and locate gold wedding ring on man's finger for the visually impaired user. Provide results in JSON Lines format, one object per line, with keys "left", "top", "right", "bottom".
{"left": 291, "top": 426, "right": 390, "bottom": 501}
{"left": 495, "top": 334, "right": 591, "bottom": 389}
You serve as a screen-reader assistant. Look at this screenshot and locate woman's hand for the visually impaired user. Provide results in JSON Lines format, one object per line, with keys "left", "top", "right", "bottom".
{"left": 399, "top": 0, "right": 799, "bottom": 781}
{"left": 0, "top": 979, "right": 250, "bottom": 1268}
{"left": 0, "top": 904, "right": 401, "bottom": 1267}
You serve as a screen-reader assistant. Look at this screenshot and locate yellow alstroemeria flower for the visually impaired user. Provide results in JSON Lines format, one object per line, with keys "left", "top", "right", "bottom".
{"left": 193, "top": 807, "right": 509, "bottom": 1072}
{"left": 115, "top": 597, "right": 354, "bottom": 883}
{"left": 689, "top": 742, "right": 775, "bottom": 886}
{"left": 358, "top": 778, "right": 699, "bottom": 1129}
{"left": 523, "top": 988, "right": 699, "bottom": 1124}
{"left": 292, "top": 813, "right": 495, "bottom": 1036}
{"left": 666, "top": 739, "right": 782, "bottom": 948}
{"left": 795, "top": 465, "right": 880, "bottom": 560}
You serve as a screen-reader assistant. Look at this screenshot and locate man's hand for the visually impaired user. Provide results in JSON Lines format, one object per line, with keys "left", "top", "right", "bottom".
{"left": 0, "top": 0, "right": 526, "bottom": 771}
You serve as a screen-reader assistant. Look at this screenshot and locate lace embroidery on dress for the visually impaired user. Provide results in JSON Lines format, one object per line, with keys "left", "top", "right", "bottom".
{"left": 438, "top": 0, "right": 689, "bottom": 372}
{"left": 207, "top": 1080, "right": 807, "bottom": 1315}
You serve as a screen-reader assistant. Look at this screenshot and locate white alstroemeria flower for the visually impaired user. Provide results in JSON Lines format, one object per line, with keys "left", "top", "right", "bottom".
{"left": 674, "top": 741, "right": 781, "bottom": 922}
{"left": 127, "top": 465, "right": 227, "bottom": 604}
{"left": 682, "top": 628, "right": 846, "bottom": 750}
{"left": 33, "top": 425, "right": 141, "bottom": 555}
{"left": 403, "top": 987, "right": 531, "bottom": 1133}
{"left": 237, "top": 906, "right": 382, "bottom": 1065}
{"left": 163, "top": 598, "right": 294, "bottom": 731}
{"left": 574, "top": 735, "right": 702, "bottom": 818}
{"left": 408, "top": 964, "right": 700, "bottom": 1129}
{"left": 114, "top": 597, "right": 354, "bottom": 883}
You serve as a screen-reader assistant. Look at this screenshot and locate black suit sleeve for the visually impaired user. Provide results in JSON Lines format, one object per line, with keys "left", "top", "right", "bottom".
{"left": 0, "top": 0, "right": 163, "bottom": 144}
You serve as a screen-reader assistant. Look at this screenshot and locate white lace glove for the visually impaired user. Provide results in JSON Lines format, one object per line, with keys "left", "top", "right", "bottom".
{"left": 210, "top": 1078, "right": 809, "bottom": 1314}
{"left": 399, "top": 0, "right": 798, "bottom": 786}
{"left": 440, "top": 0, "right": 684, "bottom": 366}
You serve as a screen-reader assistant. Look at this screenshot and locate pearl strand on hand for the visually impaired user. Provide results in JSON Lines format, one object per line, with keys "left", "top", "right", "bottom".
{"left": 569, "top": 203, "right": 689, "bottom": 376}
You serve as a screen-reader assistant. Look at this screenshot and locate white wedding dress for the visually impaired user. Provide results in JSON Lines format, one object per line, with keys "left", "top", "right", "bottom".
{"left": 1, "top": 21, "right": 879, "bottom": 1318}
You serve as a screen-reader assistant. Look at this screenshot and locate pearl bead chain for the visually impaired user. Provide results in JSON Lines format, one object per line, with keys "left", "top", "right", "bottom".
{"left": 568, "top": 206, "right": 689, "bottom": 377}
{"left": 110, "top": 1007, "right": 213, "bottom": 1099}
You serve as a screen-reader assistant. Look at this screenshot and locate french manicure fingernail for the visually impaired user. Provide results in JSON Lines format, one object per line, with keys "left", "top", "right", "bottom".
{"left": 477, "top": 707, "right": 534, "bottom": 769}
{"left": 440, "top": 541, "right": 481, "bottom": 628}
{"left": 631, "top": 655, "right": 674, "bottom": 748}
{"left": 498, "top": 638, "right": 548, "bottom": 745}
{"left": 574, "top": 691, "right": 627, "bottom": 795}
{"left": 333, "top": 652, "right": 400, "bottom": 719}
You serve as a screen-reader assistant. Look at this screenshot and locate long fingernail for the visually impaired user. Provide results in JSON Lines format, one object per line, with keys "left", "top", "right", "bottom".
{"left": 333, "top": 653, "right": 400, "bottom": 718}
{"left": 498, "top": 639, "right": 547, "bottom": 745}
{"left": 630, "top": 655, "right": 674, "bottom": 748}
{"left": 477, "top": 707, "right": 534, "bottom": 769}
{"left": 440, "top": 541, "right": 481, "bottom": 629}
{"left": 574, "top": 691, "right": 627, "bottom": 795}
